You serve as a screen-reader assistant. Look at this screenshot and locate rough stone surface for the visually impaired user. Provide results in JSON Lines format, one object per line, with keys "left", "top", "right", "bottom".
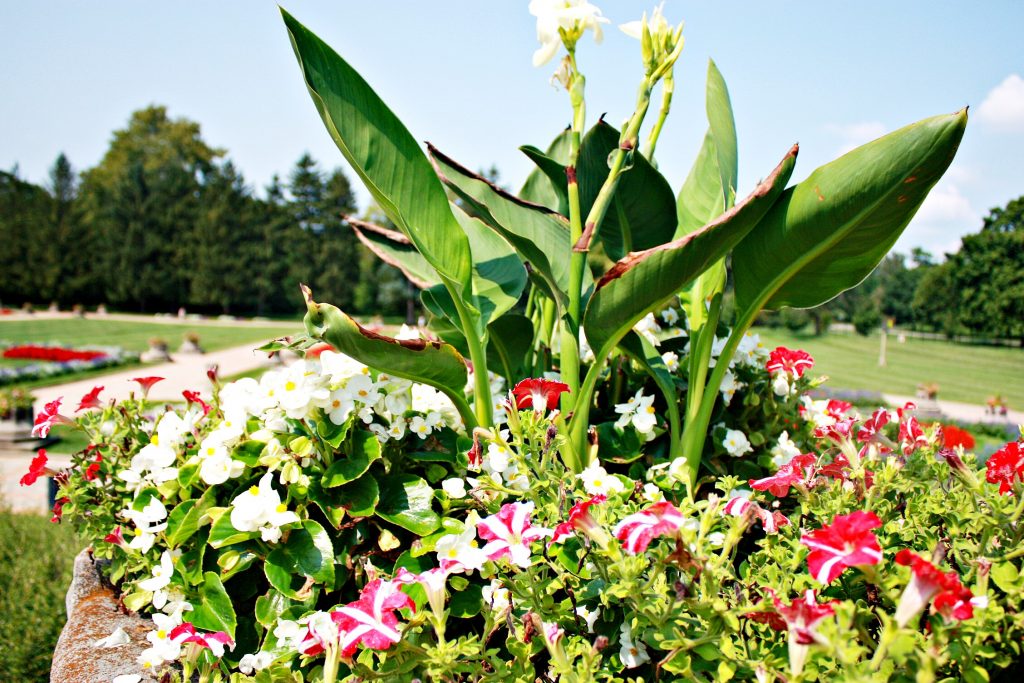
{"left": 51, "top": 549, "right": 159, "bottom": 683}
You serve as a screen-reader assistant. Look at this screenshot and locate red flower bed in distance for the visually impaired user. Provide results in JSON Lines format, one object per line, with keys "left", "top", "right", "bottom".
{"left": 2, "top": 345, "right": 107, "bottom": 362}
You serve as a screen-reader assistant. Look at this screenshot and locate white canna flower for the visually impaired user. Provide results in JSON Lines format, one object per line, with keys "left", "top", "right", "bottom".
{"left": 442, "top": 478, "right": 468, "bottom": 499}
{"left": 229, "top": 472, "right": 299, "bottom": 543}
{"left": 138, "top": 551, "right": 174, "bottom": 593}
{"left": 722, "top": 428, "right": 753, "bottom": 457}
{"left": 577, "top": 461, "right": 626, "bottom": 496}
{"left": 529, "top": 0, "right": 609, "bottom": 67}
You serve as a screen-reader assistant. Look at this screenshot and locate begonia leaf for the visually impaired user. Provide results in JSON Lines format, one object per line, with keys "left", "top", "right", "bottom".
{"left": 322, "top": 429, "right": 380, "bottom": 487}
{"left": 190, "top": 571, "right": 237, "bottom": 638}
{"left": 376, "top": 473, "right": 441, "bottom": 536}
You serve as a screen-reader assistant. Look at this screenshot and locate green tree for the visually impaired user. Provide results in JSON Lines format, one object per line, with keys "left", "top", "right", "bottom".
{"left": 912, "top": 261, "right": 958, "bottom": 336}
{"left": 0, "top": 169, "right": 52, "bottom": 306}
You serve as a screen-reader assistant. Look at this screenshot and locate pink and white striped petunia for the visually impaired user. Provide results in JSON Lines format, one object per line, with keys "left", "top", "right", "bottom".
{"left": 549, "top": 494, "right": 607, "bottom": 546}
{"left": 170, "top": 622, "right": 235, "bottom": 658}
{"left": 721, "top": 496, "right": 790, "bottom": 534}
{"left": 75, "top": 386, "right": 105, "bottom": 412}
{"left": 766, "top": 347, "right": 814, "bottom": 378}
{"left": 613, "top": 501, "right": 686, "bottom": 555}
{"left": 800, "top": 510, "right": 883, "bottom": 584}
{"left": 393, "top": 566, "right": 452, "bottom": 621}
{"left": 32, "top": 398, "right": 75, "bottom": 438}
{"left": 812, "top": 417, "right": 855, "bottom": 445}
{"left": 894, "top": 549, "right": 977, "bottom": 626}
{"left": 477, "top": 501, "right": 553, "bottom": 567}
{"left": 856, "top": 408, "right": 891, "bottom": 445}
{"left": 749, "top": 454, "right": 817, "bottom": 498}
{"left": 334, "top": 578, "right": 416, "bottom": 657}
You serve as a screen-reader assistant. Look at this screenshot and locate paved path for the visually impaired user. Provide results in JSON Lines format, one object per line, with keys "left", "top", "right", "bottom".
{"left": 882, "top": 393, "right": 1023, "bottom": 427}
{"left": 30, "top": 342, "right": 290, "bottom": 411}
{"left": 2, "top": 310, "right": 295, "bottom": 328}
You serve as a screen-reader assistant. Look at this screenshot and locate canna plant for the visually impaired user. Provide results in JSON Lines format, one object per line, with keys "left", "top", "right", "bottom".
{"left": 282, "top": 5, "right": 966, "bottom": 491}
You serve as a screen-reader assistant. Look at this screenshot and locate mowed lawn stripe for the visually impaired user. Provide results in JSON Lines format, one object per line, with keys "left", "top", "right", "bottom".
{"left": 755, "top": 328, "right": 1024, "bottom": 408}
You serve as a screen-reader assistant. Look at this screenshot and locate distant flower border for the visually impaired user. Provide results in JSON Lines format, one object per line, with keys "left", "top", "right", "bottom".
{"left": 0, "top": 341, "right": 139, "bottom": 387}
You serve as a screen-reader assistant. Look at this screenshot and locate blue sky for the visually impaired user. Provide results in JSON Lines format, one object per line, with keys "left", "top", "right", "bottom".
{"left": 3, "top": 1, "right": 1023, "bottom": 258}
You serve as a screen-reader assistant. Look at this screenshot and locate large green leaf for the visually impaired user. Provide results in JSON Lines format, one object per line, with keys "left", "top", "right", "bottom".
{"left": 322, "top": 429, "right": 381, "bottom": 487}
{"left": 733, "top": 110, "right": 967, "bottom": 314}
{"left": 577, "top": 120, "right": 677, "bottom": 259}
{"left": 676, "top": 130, "right": 725, "bottom": 238}
{"left": 264, "top": 520, "right": 336, "bottom": 598}
{"left": 165, "top": 499, "right": 199, "bottom": 550}
{"left": 428, "top": 144, "right": 582, "bottom": 305}
{"left": 584, "top": 146, "right": 798, "bottom": 358}
{"left": 190, "top": 572, "right": 237, "bottom": 638}
{"left": 705, "top": 59, "right": 738, "bottom": 209}
{"left": 282, "top": 9, "right": 473, "bottom": 306}
{"left": 349, "top": 217, "right": 439, "bottom": 289}
{"left": 519, "top": 130, "right": 571, "bottom": 213}
{"left": 376, "top": 473, "right": 441, "bottom": 536}
{"left": 302, "top": 285, "right": 474, "bottom": 427}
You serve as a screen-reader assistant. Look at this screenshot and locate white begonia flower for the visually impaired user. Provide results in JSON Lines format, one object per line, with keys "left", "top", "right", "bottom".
{"left": 771, "top": 430, "right": 803, "bottom": 467}
{"left": 737, "top": 332, "right": 769, "bottom": 365}
{"left": 722, "top": 428, "right": 753, "bottom": 457}
{"left": 442, "top": 478, "right": 468, "bottom": 499}
{"left": 720, "top": 369, "right": 743, "bottom": 405}
{"left": 482, "top": 578, "right": 511, "bottom": 612}
{"left": 577, "top": 461, "right": 626, "bottom": 496}
{"left": 154, "top": 411, "right": 194, "bottom": 449}
{"left": 576, "top": 604, "right": 601, "bottom": 633}
{"left": 619, "top": 621, "right": 651, "bottom": 668}
{"left": 435, "top": 512, "right": 487, "bottom": 571}
{"left": 661, "top": 351, "right": 680, "bottom": 373}
{"left": 271, "top": 360, "right": 330, "bottom": 420}
{"left": 660, "top": 306, "right": 679, "bottom": 326}
{"left": 528, "top": 0, "right": 609, "bottom": 67}
{"left": 642, "top": 482, "right": 665, "bottom": 503}
{"left": 772, "top": 373, "right": 792, "bottom": 397}
{"left": 159, "top": 588, "right": 193, "bottom": 622}
{"left": 238, "top": 651, "right": 275, "bottom": 674}
{"left": 633, "top": 312, "right": 662, "bottom": 346}
{"left": 138, "top": 551, "right": 174, "bottom": 593}
{"left": 614, "top": 389, "right": 658, "bottom": 436}
{"left": 119, "top": 442, "right": 178, "bottom": 494}
{"left": 800, "top": 396, "right": 836, "bottom": 428}
{"left": 666, "top": 456, "right": 689, "bottom": 483}
{"left": 137, "top": 646, "right": 168, "bottom": 672}
{"left": 272, "top": 619, "right": 306, "bottom": 650}
{"left": 324, "top": 387, "right": 356, "bottom": 425}
{"left": 387, "top": 419, "right": 407, "bottom": 440}
{"left": 143, "top": 614, "right": 183, "bottom": 665}
{"left": 94, "top": 626, "right": 132, "bottom": 649}
{"left": 199, "top": 450, "right": 246, "bottom": 486}
{"left": 319, "top": 350, "right": 369, "bottom": 386}
{"left": 409, "top": 415, "right": 433, "bottom": 439}
{"left": 344, "top": 373, "right": 381, "bottom": 406}
{"left": 579, "top": 330, "right": 596, "bottom": 364}
{"left": 229, "top": 472, "right": 299, "bottom": 543}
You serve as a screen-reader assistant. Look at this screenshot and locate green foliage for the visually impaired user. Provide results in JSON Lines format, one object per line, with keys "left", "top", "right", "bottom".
{"left": 0, "top": 512, "right": 80, "bottom": 683}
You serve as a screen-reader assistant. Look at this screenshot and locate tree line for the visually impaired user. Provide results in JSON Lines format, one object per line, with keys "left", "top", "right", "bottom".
{"left": 0, "top": 106, "right": 410, "bottom": 317}
{"left": 761, "top": 195, "right": 1024, "bottom": 344}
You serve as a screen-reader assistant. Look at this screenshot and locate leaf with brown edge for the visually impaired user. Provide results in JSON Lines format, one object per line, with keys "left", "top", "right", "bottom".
{"left": 583, "top": 145, "right": 798, "bottom": 360}
{"left": 348, "top": 216, "right": 439, "bottom": 290}
{"left": 302, "top": 284, "right": 476, "bottom": 428}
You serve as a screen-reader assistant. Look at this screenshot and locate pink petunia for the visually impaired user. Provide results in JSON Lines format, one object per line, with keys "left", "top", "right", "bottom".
{"left": 613, "top": 501, "right": 686, "bottom": 555}
{"left": 800, "top": 510, "right": 883, "bottom": 584}
{"left": 766, "top": 347, "right": 814, "bottom": 379}
{"left": 170, "top": 622, "right": 235, "bottom": 657}
{"left": 722, "top": 496, "right": 790, "bottom": 534}
{"left": 333, "top": 578, "right": 416, "bottom": 657}
{"left": 985, "top": 441, "right": 1024, "bottom": 494}
{"left": 103, "top": 526, "right": 126, "bottom": 547}
{"left": 75, "top": 386, "right": 105, "bottom": 412}
{"left": 19, "top": 449, "right": 50, "bottom": 486}
{"left": 477, "top": 502, "right": 553, "bottom": 567}
{"left": 32, "top": 398, "right": 74, "bottom": 438}
{"left": 511, "top": 378, "right": 570, "bottom": 412}
{"left": 749, "top": 454, "right": 817, "bottom": 498}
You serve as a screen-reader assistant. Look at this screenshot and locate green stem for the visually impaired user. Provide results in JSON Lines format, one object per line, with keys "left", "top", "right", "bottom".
{"left": 562, "top": 52, "right": 586, "bottom": 411}
{"left": 449, "top": 295, "right": 492, "bottom": 428}
{"left": 644, "top": 72, "right": 674, "bottom": 163}
{"left": 683, "top": 292, "right": 723, "bottom": 459}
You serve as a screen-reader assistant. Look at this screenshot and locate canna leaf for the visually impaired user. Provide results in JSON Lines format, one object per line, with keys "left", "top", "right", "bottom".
{"left": 519, "top": 130, "right": 572, "bottom": 213}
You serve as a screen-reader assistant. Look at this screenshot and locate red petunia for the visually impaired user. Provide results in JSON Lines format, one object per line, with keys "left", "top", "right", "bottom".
{"left": 941, "top": 424, "right": 975, "bottom": 450}
{"left": 894, "top": 549, "right": 976, "bottom": 626}
{"left": 75, "top": 386, "right": 105, "bottom": 412}
{"left": 749, "top": 454, "right": 817, "bottom": 498}
{"left": 103, "top": 526, "right": 126, "bottom": 547}
{"left": 985, "top": 441, "right": 1024, "bottom": 494}
{"left": 722, "top": 496, "right": 790, "bottom": 534}
{"left": 511, "top": 378, "right": 570, "bottom": 412}
{"left": 800, "top": 510, "right": 883, "bottom": 584}
{"left": 130, "top": 376, "right": 164, "bottom": 397}
{"left": 182, "top": 390, "right": 211, "bottom": 416}
{"left": 766, "top": 347, "right": 814, "bottom": 379}
{"left": 32, "top": 398, "right": 74, "bottom": 438}
{"left": 813, "top": 417, "right": 855, "bottom": 445}
{"left": 549, "top": 494, "right": 607, "bottom": 546}
{"left": 19, "top": 449, "right": 49, "bottom": 486}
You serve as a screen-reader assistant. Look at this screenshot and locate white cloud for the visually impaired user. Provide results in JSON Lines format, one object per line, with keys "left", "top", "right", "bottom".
{"left": 977, "top": 74, "right": 1024, "bottom": 132}
{"left": 825, "top": 121, "right": 887, "bottom": 155}
{"left": 896, "top": 177, "right": 978, "bottom": 257}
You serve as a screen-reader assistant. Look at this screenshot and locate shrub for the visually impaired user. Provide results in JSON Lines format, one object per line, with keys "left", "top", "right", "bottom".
{"left": 0, "top": 511, "right": 80, "bottom": 682}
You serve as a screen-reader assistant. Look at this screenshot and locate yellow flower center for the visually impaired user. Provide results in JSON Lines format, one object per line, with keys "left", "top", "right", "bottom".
{"left": 332, "top": 400, "right": 341, "bottom": 408}
{"left": 151, "top": 434, "right": 159, "bottom": 446}
{"left": 358, "top": 389, "right": 368, "bottom": 397}
{"left": 157, "top": 630, "right": 167, "bottom": 639}
{"left": 134, "top": 528, "right": 143, "bottom": 536}
{"left": 206, "top": 447, "right": 215, "bottom": 456}
{"left": 593, "top": 479, "right": 603, "bottom": 488}
{"left": 285, "top": 381, "right": 297, "bottom": 391}
{"left": 646, "top": 406, "right": 656, "bottom": 414}
{"left": 276, "top": 503, "right": 287, "bottom": 513}
{"left": 249, "top": 485, "right": 260, "bottom": 496}
{"left": 447, "top": 549, "right": 458, "bottom": 558}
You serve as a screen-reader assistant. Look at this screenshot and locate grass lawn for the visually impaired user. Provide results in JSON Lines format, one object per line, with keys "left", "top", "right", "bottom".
{"left": 754, "top": 328, "right": 1024, "bottom": 408}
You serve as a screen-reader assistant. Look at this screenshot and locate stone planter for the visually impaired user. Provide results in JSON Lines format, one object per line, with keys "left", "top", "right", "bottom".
{"left": 51, "top": 549, "right": 159, "bottom": 683}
